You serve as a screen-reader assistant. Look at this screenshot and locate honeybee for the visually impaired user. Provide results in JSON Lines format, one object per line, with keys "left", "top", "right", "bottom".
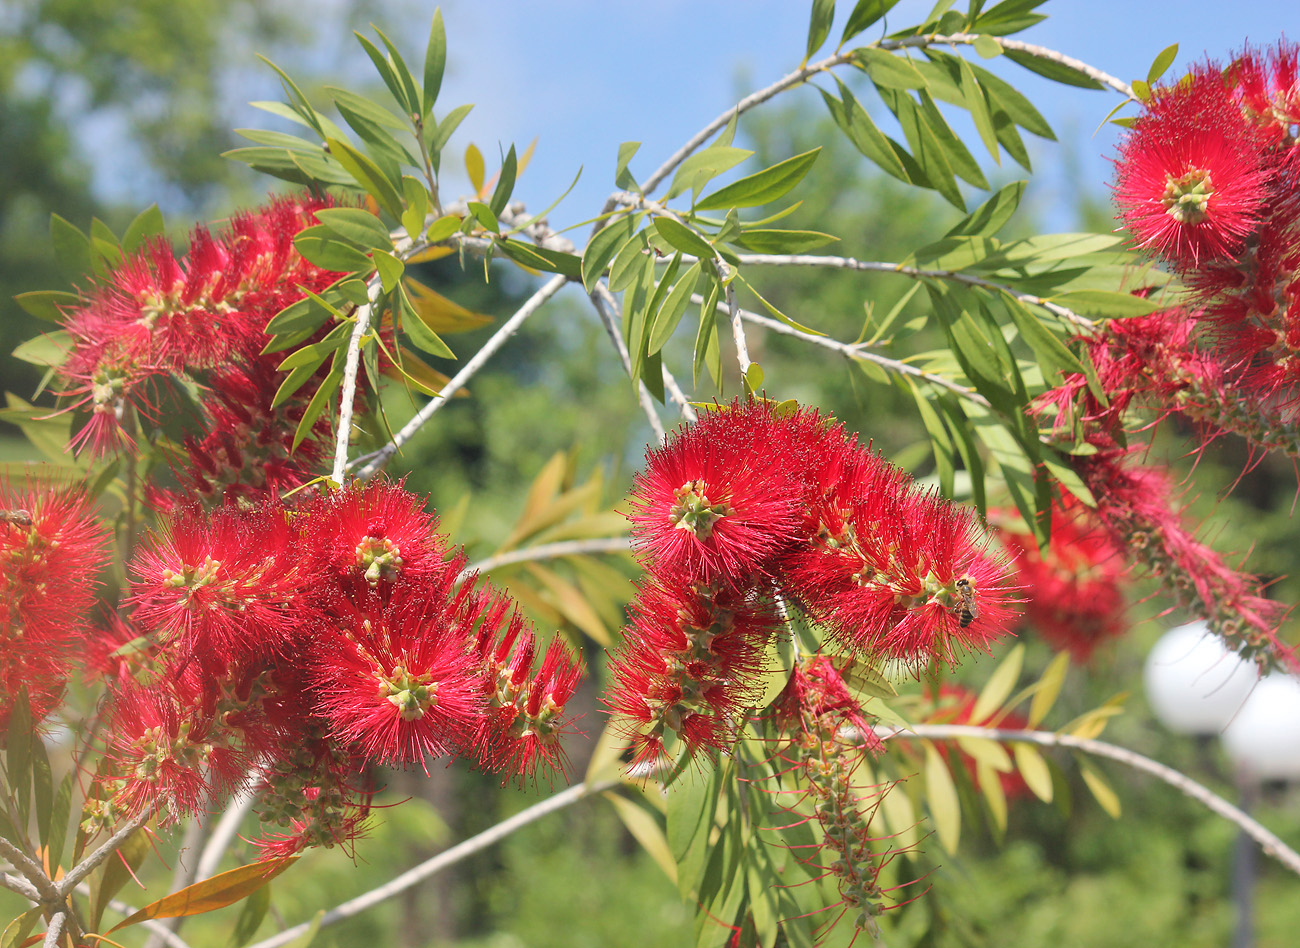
{"left": 0, "top": 509, "right": 33, "bottom": 527}
{"left": 954, "top": 577, "right": 979, "bottom": 628}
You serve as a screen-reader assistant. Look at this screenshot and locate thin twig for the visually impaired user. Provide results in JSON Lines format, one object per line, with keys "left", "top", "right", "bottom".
{"left": 244, "top": 779, "right": 621, "bottom": 948}
{"left": 456, "top": 537, "right": 633, "bottom": 587}
{"left": 732, "top": 253, "right": 1096, "bottom": 331}
{"left": 885, "top": 724, "right": 1300, "bottom": 877}
{"left": 662, "top": 365, "right": 697, "bottom": 422}
{"left": 196, "top": 779, "right": 261, "bottom": 882}
{"left": 59, "top": 804, "right": 156, "bottom": 894}
{"left": 588, "top": 284, "right": 667, "bottom": 443}
{"left": 724, "top": 279, "right": 752, "bottom": 378}
{"left": 0, "top": 870, "right": 41, "bottom": 902}
{"left": 707, "top": 294, "right": 990, "bottom": 407}
{"left": 41, "top": 909, "right": 65, "bottom": 948}
{"left": 330, "top": 279, "right": 381, "bottom": 484}
{"left": 351, "top": 274, "right": 570, "bottom": 479}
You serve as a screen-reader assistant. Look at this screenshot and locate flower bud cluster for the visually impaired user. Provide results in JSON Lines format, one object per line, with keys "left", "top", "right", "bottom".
{"left": 607, "top": 401, "right": 1017, "bottom": 770}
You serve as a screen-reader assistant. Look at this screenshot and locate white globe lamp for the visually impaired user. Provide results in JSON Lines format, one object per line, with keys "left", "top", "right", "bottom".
{"left": 1222, "top": 674, "right": 1300, "bottom": 782}
{"left": 1144, "top": 621, "right": 1258, "bottom": 736}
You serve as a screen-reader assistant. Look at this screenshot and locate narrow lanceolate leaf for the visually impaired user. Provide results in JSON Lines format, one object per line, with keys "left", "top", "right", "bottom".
{"left": 732, "top": 229, "right": 838, "bottom": 253}
{"left": 314, "top": 207, "right": 393, "bottom": 250}
{"left": 652, "top": 217, "right": 715, "bottom": 259}
{"left": 582, "top": 214, "right": 640, "bottom": 291}
{"left": 325, "top": 137, "right": 404, "bottom": 218}
{"left": 108, "top": 858, "right": 300, "bottom": 932}
{"left": 958, "top": 57, "right": 1001, "bottom": 163}
{"left": 605, "top": 793, "right": 676, "bottom": 883}
{"left": 978, "top": 760, "right": 1009, "bottom": 833}
{"left": 12, "top": 331, "right": 72, "bottom": 368}
{"left": 971, "top": 644, "right": 1023, "bottom": 722}
{"left": 292, "top": 366, "right": 343, "bottom": 452}
{"left": 664, "top": 146, "right": 753, "bottom": 202}
{"left": 925, "top": 742, "right": 962, "bottom": 854}
{"left": 1012, "top": 742, "right": 1053, "bottom": 802}
{"left": 805, "top": 0, "right": 836, "bottom": 59}
{"left": 945, "top": 180, "right": 1025, "bottom": 238}
{"left": 1079, "top": 760, "right": 1122, "bottom": 818}
{"left": 229, "top": 879, "right": 274, "bottom": 948}
{"left": 495, "top": 239, "right": 583, "bottom": 279}
{"left": 1047, "top": 290, "right": 1161, "bottom": 318}
{"left": 1003, "top": 49, "right": 1104, "bottom": 90}
{"left": 855, "top": 47, "right": 929, "bottom": 90}
{"left": 293, "top": 227, "right": 375, "bottom": 273}
{"left": 423, "top": 8, "right": 447, "bottom": 112}
{"left": 1147, "top": 43, "right": 1179, "bottom": 85}
{"left": 14, "top": 290, "right": 81, "bottom": 323}
{"left": 121, "top": 204, "right": 166, "bottom": 253}
{"left": 1, "top": 907, "right": 42, "bottom": 948}
{"left": 648, "top": 261, "right": 702, "bottom": 354}
{"left": 615, "top": 140, "right": 641, "bottom": 192}
{"left": 1029, "top": 652, "right": 1070, "bottom": 727}
{"left": 821, "top": 79, "right": 910, "bottom": 183}
{"left": 398, "top": 283, "right": 456, "bottom": 359}
{"left": 488, "top": 144, "right": 518, "bottom": 217}
{"left": 694, "top": 148, "right": 822, "bottom": 211}
{"left": 841, "top": 0, "right": 902, "bottom": 43}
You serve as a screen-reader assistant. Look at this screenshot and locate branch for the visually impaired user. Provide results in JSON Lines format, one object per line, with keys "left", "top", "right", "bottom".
{"left": 662, "top": 364, "right": 697, "bottom": 423}
{"left": 456, "top": 537, "right": 633, "bottom": 587}
{"left": 733, "top": 253, "right": 1096, "bottom": 332}
{"left": 351, "top": 273, "right": 569, "bottom": 479}
{"left": 330, "top": 279, "right": 381, "bottom": 484}
{"left": 887, "top": 724, "right": 1300, "bottom": 877}
{"left": 879, "top": 33, "right": 1136, "bottom": 101}
{"left": 244, "top": 779, "right": 621, "bottom": 948}
{"left": 709, "top": 294, "right": 991, "bottom": 407}
{"left": 588, "top": 284, "right": 667, "bottom": 443}
{"left": 196, "top": 778, "right": 261, "bottom": 882}
{"left": 59, "top": 804, "right": 156, "bottom": 894}
{"left": 0, "top": 835, "right": 59, "bottom": 903}
{"left": 0, "top": 870, "right": 41, "bottom": 902}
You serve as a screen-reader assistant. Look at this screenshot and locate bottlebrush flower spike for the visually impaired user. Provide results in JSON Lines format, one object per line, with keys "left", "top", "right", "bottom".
{"left": 1, "top": 481, "right": 109, "bottom": 734}
{"left": 129, "top": 501, "right": 311, "bottom": 677}
{"left": 628, "top": 401, "right": 812, "bottom": 588}
{"left": 999, "top": 497, "right": 1129, "bottom": 663}
{"left": 311, "top": 582, "right": 486, "bottom": 768}
{"left": 1113, "top": 69, "right": 1271, "bottom": 270}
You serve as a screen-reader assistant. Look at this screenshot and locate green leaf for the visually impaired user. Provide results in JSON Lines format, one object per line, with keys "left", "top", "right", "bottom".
{"left": 694, "top": 148, "right": 822, "bottom": 212}
{"left": 466, "top": 200, "right": 499, "bottom": 234}
{"left": 605, "top": 793, "right": 676, "bottom": 883}
{"left": 878, "top": 87, "right": 964, "bottom": 207}
{"left": 1013, "top": 742, "right": 1054, "bottom": 802}
{"left": 648, "top": 262, "right": 701, "bottom": 354}
{"left": 88, "top": 828, "right": 152, "bottom": 931}
{"left": 970, "top": 0, "right": 1049, "bottom": 35}
{"left": 423, "top": 9, "right": 447, "bottom": 112}
{"left": 909, "top": 379, "right": 955, "bottom": 495}
{"left": 1, "top": 908, "right": 42, "bottom": 948}
{"left": 615, "top": 140, "right": 641, "bottom": 192}
{"left": 805, "top": 0, "right": 836, "bottom": 59}
{"left": 327, "top": 86, "right": 407, "bottom": 130}
{"left": 488, "top": 144, "right": 518, "bottom": 217}
{"left": 977, "top": 760, "right": 1009, "bottom": 833}
{"left": 652, "top": 217, "right": 715, "bottom": 259}
{"left": 294, "top": 227, "right": 375, "bottom": 273}
{"left": 1002, "top": 295, "right": 1087, "bottom": 382}
{"left": 945, "top": 180, "right": 1024, "bottom": 237}
{"left": 694, "top": 279, "right": 722, "bottom": 388}
{"left": 399, "top": 283, "right": 456, "bottom": 358}
{"left": 732, "top": 229, "right": 838, "bottom": 253}
{"left": 963, "top": 59, "right": 1055, "bottom": 139}
{"left": 12, "top": 330, "right": 72, "bottom": 367}
{"left": 44, "top": 770, "right": 75, "bottom": 877}
{"left": 229, "top": 878, "right": 273, "bottom": 948}
{"left": 425, "top": 214, "right": 462, "bottom": 243}
{"left": 735, "top": 274, "right": 820, "bottom": 334}
{"left": 429, "top": 103, "right": 474, "bottom": 157}
{"left": 494, "top": 238, "right": 582, "bottom": 280}
{"left": 1047, "top": 290, "right": 1161, "bottom": 318}
{"left": 50, "top": 213, "right": 92, "bottom": 275}
{"left": 1079, "top": 760, "right": 1122, "bottom": 817}
{"left": 925, "top": 742, "right": 962, "bottom": 854}
{"left": 855, "top": 47, "right": 929, "bottom": 89}
{"left": 355, "top": 32, "right": 416, "bottom": 115}
{"left": 821, "top": 79, "right": 910, "bottom": 183}
{"left": 971, "top": 643, "right": 1024, "bottom": 722}
{"left": 958, "top": 57, "right": 1001, "bottom": 163}
{"left": 1004, "top": 48, "right": 1104, "bottom": 90}
{"left": 14, "top": 290, "right": 80, "bottom": 324}
{"left": 121, "top": 204, "right": 166, "bottom": 254}
{"left": 609, "top": 229, "right": 651, "bottom": 292}
{"left": 325, "top": 137, "right": 404, "bottom": 218}
{"left": 973, "top": 34, "right": 1003, "bottom": 58}
{"left": 665, "top": 146, "right": 753, "bottom": 203}
{"left": 917, "top": 88, "right": 988, "bottom": 188}
{"left": 292, "top": 366, "right": 343, "bottom": 452}
{"left": 1147, "top": 43, "right": 1179, "bottom": 85}
{"left": 373, "top": 249, "right": 405, "bottom": 293}
{"left": 314, "top": 207, "right": 393, "bottom": 251}
{"left": 583, "top": 214, "right": 640, "bottom": 291}
{"left": 841, "top": 0, "right": 902, "bottom": 43}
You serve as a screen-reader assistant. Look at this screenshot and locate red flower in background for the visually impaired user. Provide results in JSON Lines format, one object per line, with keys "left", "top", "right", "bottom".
{"left": 999, "top": 497, "right": 1129, "bottom": 663}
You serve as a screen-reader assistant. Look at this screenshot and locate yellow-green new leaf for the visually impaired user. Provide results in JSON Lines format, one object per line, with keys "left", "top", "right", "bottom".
{"left": 924, "top": 742, "right": 962, "bottom": 854}
{"left": 605, "top": 793, "right": 676, "bottom": 883}
{"left": 976, "top": 760, "right": 1008, "bottom": 833}
{"left": 1079, "top": 760, "right": 1122, "bottom": 818}
{"left": 1028, "top": 652, "right": 1070, "bottom": 727}
{"left": 970, "top": 643, "right": 1023, "bottom": 723}
{"left": 1013, "top": 742, "right": 1053, "bottom": 803}
{"left": 326, "top": 138, "right": 403, "bottom": 218}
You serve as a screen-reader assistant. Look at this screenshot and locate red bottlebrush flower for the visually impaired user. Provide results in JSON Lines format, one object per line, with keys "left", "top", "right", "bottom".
{"left": 999, "top": 497, "right": 1129, "bottom": 663}
{"left": 104, "top": 679, "right": 246, "bottom": 821}
{"left": 771, "top": 654, "right": 882, "bottom": 756}
{"left": 628, "top": 401, "right": 813, "bottom": 587}
{"left": 1113, "top": 69, "right": 1270, "bottom": 270}
{"left": 129, "top": 501, "right": 310, "bottom": 677}
{"left": 783, "top": 472, "right": 1019, "bottom": 669}
{"left": 473, "top": 629, "right": 584, "bottom": 782}
{"left": 1, "top": 482, "right": 109, "bottom": 733}
{"left": 1226, "top": 41, "right": 1300, "bottom": 152}
{"left": 300, "top": 478, "right": 448, "bottom": 595}
{"left": 311, "top": 582, "right": 485, "bottom": 769}
{"left": 606, "top": 580, "right": 780, "bottom": 762}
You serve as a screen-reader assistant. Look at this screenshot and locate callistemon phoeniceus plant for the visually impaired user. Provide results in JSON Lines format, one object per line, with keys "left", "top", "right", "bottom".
{"left": 86, "top": 477, "right": 585, "bottom": 843}
{"left": 608, "top": 400, "right": 1020, "bottom": 770}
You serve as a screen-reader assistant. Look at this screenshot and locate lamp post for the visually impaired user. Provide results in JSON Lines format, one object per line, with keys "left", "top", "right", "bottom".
{"left": 1143, "top": 621, "right": 1259, "bottom": 948}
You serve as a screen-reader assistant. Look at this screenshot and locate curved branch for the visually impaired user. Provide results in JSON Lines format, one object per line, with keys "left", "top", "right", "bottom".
{"left": 0, "top": 835, "right": 59, "bottom": 903}
{"left": 708, "top": 294, "right": 990, "bottom": 407}
{"left": 733, "top": 253, "right": 1096, "bottom": 331}
{"left": 456, "top": 537, "right": 633, "bottom": 587}
{"left": 244, "top": 778, "right": 621, "bottom": 948}
{"left": 885, "top": 723, "right": 1300, "bottom": 877}
{"left": 59, "top": 804, "right": 156, "bottom": 894}
{"left": 351, "top": 273, "right": 570, "bottom": 479}
{"left": 0, "top": 870, "right": 41, "bottom": 902}
{"left": 330, "top": 279, "right": 381, "bottom": 484}
{"left": 588, "top": 284, "right": 667, "bottom": 443}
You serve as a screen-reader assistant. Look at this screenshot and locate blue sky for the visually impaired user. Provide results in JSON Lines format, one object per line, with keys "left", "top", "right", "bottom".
{"left": 373, "top": 0, "right": 1296, "bottom": 235}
